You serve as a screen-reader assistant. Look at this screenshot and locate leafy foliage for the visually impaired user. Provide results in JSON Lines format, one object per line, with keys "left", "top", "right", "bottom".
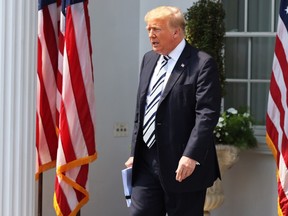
{"left": 214, "top": 108, "right": 257, "bottom": 149}
{"left": 185, "top": 0, "right": 226, "bottom": 96}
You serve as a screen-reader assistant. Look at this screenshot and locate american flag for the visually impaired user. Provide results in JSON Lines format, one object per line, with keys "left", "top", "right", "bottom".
{"left": 266, "top": 0, "right": 288, "bottom": 215}
{"left": 53, "top": 0, "right": 97, "bottom": 215}
{"left": 36, "top": 0, "right": 61, "bottom": 179}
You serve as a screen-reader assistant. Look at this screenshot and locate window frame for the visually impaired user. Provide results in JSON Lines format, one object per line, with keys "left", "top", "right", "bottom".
{"left": 223, "top": 0, "right": 278, "bottom": 153}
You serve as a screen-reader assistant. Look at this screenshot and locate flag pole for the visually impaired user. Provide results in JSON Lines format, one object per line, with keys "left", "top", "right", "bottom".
{"left": 38, "top": 173, "right": 43, "bottom": 216}
{"left": 76, "top": 210, "right": 80, "bottom": 216}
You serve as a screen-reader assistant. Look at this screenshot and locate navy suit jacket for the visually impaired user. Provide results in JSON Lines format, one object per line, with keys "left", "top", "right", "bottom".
{"left": 130, "top": 41, "right": 221, "bottom": 192}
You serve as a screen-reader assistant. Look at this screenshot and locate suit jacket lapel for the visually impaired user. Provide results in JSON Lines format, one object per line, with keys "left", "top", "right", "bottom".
{"left": 160, "top": 43, "right": 191, "bottom": 104}
{"left": 139, "top": 52, "right": 160, "bottom": 109}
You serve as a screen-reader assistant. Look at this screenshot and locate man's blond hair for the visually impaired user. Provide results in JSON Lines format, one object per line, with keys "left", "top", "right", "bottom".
{"left": 144, "top": 6, "right": 186, "bottom": 33}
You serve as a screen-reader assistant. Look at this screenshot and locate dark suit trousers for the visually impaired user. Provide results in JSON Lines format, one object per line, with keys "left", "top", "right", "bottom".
{"left": 129, "top": 142, "right": 207, "bottom": 216}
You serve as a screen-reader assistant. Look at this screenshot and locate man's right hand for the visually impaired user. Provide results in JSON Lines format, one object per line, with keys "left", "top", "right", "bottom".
{"left": 125, "top": 157, "right": 134, "bottom": 168}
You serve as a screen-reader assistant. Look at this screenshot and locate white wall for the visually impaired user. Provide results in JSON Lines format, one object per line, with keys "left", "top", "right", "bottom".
{"left": 41, "top": 1, "right": 278, "bottom": 216}
{"left": 87, "top": 1, "right": 140, "bottom": 215}
{"left": 212, "top": 151, "right": 277, "bottom": 216}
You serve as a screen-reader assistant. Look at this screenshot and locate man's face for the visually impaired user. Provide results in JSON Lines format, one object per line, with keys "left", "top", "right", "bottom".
{"left": 146, "top": 18, "right": 176, "bottom": 55}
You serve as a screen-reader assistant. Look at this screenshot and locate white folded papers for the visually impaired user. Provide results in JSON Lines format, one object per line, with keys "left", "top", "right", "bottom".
{"left": 121, "top": 167, "right": 132, "bottom": 207}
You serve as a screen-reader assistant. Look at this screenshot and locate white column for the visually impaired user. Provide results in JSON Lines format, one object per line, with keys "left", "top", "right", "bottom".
{"left": 0, "top": 1, "right": 37, "bottom": 216}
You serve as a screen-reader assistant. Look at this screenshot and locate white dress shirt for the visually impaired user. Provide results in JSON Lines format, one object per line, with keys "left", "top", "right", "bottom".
{"left": 148, "top": 39, "right": 186, "bottom": 94}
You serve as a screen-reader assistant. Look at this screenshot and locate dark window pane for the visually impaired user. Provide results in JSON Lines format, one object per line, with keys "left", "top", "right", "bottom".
{"left": 223, "top": 0, "right": 244, "bottom": 32}
{"left": 251, "top": 37, "right": 275, "bottom": 79}
{"left": 225, "top": 38, "right": 248, "bottom": 79}
{"left": 224, "top": 82, "right": 247, "bottom": 110}
{"left": 248, "top": 0, "right": 271, "bottom": 31}
{"left": 251, "top": 83, "right": 270, "bottom": 125}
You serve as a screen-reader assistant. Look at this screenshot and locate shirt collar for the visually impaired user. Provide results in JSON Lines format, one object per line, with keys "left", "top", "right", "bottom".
{"left": 167, "top": 39, "right": 186, "bottom": 62}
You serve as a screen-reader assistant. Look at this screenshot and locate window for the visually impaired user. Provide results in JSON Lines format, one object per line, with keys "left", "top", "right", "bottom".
{"left": 222, "top": 0, "right": 280, "bottom": 147}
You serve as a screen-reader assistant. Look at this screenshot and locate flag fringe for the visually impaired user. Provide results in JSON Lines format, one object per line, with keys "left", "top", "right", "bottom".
{"left": 56, "top": 153, "right": 97, "bottom": 174}
{"left": 54, "top": 191, "right": 88, "bottom": 216}
{"left": 35, "top": 160, "right": 56, "bottom": 180}
{"left": 278, "top": 196, "right": 284, "bottom": 216}
{"left": 266, "top": 133, "right": 278, "bottom": 160}
{"left": 267, "top": 133, "right": 286, "bottom": 216}
{"left": 54, "top": 153, "right": 97, "bottom": 216}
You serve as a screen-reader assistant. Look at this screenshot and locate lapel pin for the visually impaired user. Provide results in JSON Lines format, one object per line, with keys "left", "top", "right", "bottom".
{"left": 181, "top": 63, "right": 185, "bottom": 68}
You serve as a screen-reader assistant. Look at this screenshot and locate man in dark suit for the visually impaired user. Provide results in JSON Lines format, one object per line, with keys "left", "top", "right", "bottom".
{"left": 125, "top": 6, "right": 221, "bottom": 216}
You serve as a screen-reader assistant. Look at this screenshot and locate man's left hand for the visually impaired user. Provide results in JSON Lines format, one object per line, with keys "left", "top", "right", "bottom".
{"left": 175, "top": 156, "right": 197, "bottom": 182}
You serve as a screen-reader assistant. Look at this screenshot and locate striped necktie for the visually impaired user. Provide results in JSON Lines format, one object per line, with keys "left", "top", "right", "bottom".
{"left": 143, "top": 55, "right": 170, "bottom": 148}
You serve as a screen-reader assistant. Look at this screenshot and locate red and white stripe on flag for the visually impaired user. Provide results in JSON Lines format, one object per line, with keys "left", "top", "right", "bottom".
{"left": 36, "top": 0, "right": 61, "bottom": 179}
{"left": 53, "top": 0, "right": 97, "bottom": 215}
{"left": 266, "top": 0, "right": 288, "bottom": 215}
{"left": 57, "top": 0, "right": 65, "bottom": 127}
